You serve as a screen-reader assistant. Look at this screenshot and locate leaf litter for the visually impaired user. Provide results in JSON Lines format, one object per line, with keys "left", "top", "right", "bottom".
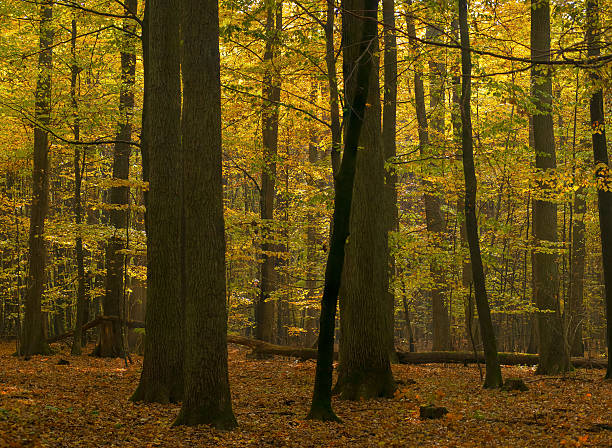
{"left": 0, "top": 342, "right": 610, "bottom": 447}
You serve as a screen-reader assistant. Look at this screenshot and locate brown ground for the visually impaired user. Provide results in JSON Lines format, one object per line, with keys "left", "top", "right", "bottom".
{"left": 0, "top": 341, "right": 610, "bottom": 447}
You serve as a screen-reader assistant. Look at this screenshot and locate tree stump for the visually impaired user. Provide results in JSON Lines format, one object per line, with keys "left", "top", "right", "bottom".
{"left": 420, "top": 404, "right": 448, "bottom": 419}
{"left": 501, "top": 378, "right": 528, "bottom": 392}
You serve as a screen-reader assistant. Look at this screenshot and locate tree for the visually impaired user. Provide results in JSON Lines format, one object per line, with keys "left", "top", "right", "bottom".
{"left": 425, "top": 21, "right": 451, "bottom": 351}
{"left": 94, "top": 0, "right": 138, "bottom": 357}
{"left": 70, "top": 16, "right": 88, "bottom": 356}
{"left": 586, "top": 0, "right": 612, "bottom": 379}
{"left": 334, "top": 0, "right": 395, "bottom": 400}
{"left": 257, "top": 0, "right": 282, "bottom": 343}
{"left": 382, "top": 0, "right": 399, "bottom": 359}
{"left": 131, "top": 0, "right": 183, "bottom": 403}
{"left": 458, "top": 0, "right": 502, "bottom": 389}
{"left": 307, "top": 0, "right": 380, "bottom": 422}
{"left": 406, "top": 1, "right": 450, "bottom": 351}
{"left": 568, "top": 186, "right": 586, "bottom": 357}
{"left": 530, "top": 0, "right": 570, "bottom": 374}
{"left": 21, "top": 0, "right": 53, "bottom": 357}
{"left": 173, "top": 0, "right": 237, "bottom": 428}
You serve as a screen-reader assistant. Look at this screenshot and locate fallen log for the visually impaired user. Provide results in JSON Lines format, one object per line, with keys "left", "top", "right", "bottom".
{"left": 226, "top": 335, "right": 335, "bottom": 360}
{"left": 47, "top": 316, "right": 145, "bottom": 344}
{"left": 227, "top": 338, "right": 606, "bottom": 369}
{"left": 47, "top": 317, "right": 606, "bottom": 369}
{"left": 396, "top": 351, "right": 607, "bottom": 370}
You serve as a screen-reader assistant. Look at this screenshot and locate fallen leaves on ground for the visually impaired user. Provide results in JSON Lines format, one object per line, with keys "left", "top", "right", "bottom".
{"left": 0, "top": 342, "right": 610, "bottom": 447}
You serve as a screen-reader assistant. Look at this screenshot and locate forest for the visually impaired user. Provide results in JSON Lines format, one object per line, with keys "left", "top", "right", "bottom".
{"left": 0, "top": 0, "right": 611, "bottom": 446}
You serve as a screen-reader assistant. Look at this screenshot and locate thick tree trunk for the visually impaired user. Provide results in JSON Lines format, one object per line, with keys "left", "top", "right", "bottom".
{"left": 334, "top": 0, "right": 395, "bottom": 401}
{"left": 382, "top": 0, "right": 399, "bottom": 360}
{"left": 458, "top": 0, "right": 503, "bottom": 388}
{"left": 22, "top": 0, "right": 53, "bottom": 357}
{"left": 70, "top": 17, "right": 87, "bottom": 356}
{"left": 586, "top": 0, "right": 612, "bottom": 379}
{"left": 307, "top": 0, "right": 379, "bottom": 422}
{"left": 131, "top": 0, "right": 184, "bottom": 403}
{"left": 96, "top": 0, "right": 138, "bottom": 358}
{"left": 173, "top": 0, "right": 237, "bottom": 429}
{"left": 530, "top": 0, "right": 569, "bottom": 374}
{"left": 257, "top": 0, "right": 282, "bottom": 343}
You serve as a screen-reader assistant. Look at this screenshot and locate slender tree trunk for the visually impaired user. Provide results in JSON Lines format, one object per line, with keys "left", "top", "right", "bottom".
{"left": 586, "top": 0, "right": 612, "bottom": 379}
{"left": 95, "top": 0, "right": 138, "bottom": 357}
{"left": 307, "top": 0, "right": 379, "bottom": 422}
{"left": 257, "top": 0, "right": 282, "bottom": 343}
{"left": 426, "top": 23, "right": 451, "bottom": 351}
{"left": 530, "top": 0, "right": 569, "bottom": 374}
{"left": 458, "top": 0, "right": 502, "bottom": 388}
{"left": 22, "top": 0, "right": 53, "bottom": 357}
{"left": 173, "top": 0, "right": 237, "bottom": 428}
{"left": 334, "top": 0, "right": 395, "bottom": 401}
{"left": 305, "top": 80, "right": 321, "bottom": 347}
{"left": 325, "top": 0, "right": 341, "bottom": 177}
{"left": 569, "top": 189, "right": 586, "bottom": 356}
{"left": 382, "top": 0, "right": 399, "bottom": 360}
{"left": 70, "top": 17, "right": 87, "bottom": 356}
{"left": 131, "top": 0, "right": 183, "bottom": 403}
{"left": 406, "top": 2, "right": 449, "bottom": 351}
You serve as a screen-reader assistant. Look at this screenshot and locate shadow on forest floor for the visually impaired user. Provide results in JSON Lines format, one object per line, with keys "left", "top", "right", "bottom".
{"left": 0, "top": 342, "right": 610, "bottom": 447}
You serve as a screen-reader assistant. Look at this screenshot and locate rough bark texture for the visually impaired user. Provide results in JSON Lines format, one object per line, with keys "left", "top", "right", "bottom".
{"left": 95, "top": 0, "right": 137, "bottom": 358}
{"left": 70, "top": 17, "right": 87, "bottom": 356}
{"left": 173, "top": 0, "right": 237, "bottom": 428}
{"left": 586, "top": 0, "right": 612, "bottom": 379}
{"left": 131, "top": 0, "right": 184, "bottom": 404}
{"left": 530, "top": 0, "right": 570, "bottom": 374}
{"left": 257, "top": 0, "right": 282, "bottom": 343}
{"left": 22, "top": 0, "right": 53, "bottom": 357}
{"left": 335, "top": 0, "right": 395, "bottom": 401}
{"left": 307, "top": 0, "right": 378, "bottom": 422}
{"left": 382, "top": 0, "right": 399, "bottom": 360}
{"left": 458, "top": 0, "right": 503, "bottom": 388}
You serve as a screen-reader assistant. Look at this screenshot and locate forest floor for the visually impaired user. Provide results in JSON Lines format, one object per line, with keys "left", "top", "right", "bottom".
{"left": 0, "top": 342, "right": 610, "bottom": 447}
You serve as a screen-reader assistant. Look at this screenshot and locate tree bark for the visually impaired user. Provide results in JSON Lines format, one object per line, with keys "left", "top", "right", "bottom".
{"left": 131, "top": 0, "right": 184, "bottom": 403}
{"left": 586, "top": 0, "right": 612, "bottom": 379}
{"left": 307, "top": 0, "right": 379, "bottom": 422}
{"left": 569, "top": 189, "right": 586, "bottom": 356}
{"left": 426, "top": 23, "right": 451, "bottom": 352}
{"left": 173, "top": 0, "right": 237, "bottom": 429}
{"left": 530, "top": 0, "right": 569, "bottom": 374}
{"left": 458, "top": 0, "right": 503, "bottom": 388}
{"left": 325, "top": 0, "right": 342, "bottom": 177}
{"left": 70, "top": 17, "right": 87, "bottom": 356}
{"left": 305, "top": 80, "right": 321, "bottom": 347}
{"left": 95, "top": 0, "right": 138, "bottom": 358}
{"left": 406, "top": 2, "right": 449, "bottom": 351}
{"left": 382, "top": 0, "right": 399, "bottom": 360}
{"left": 334, "top": 0, "right": 395, "bottom": 401}
{"left": 257, "top": 0, "right": 282, "bottom": 343}
{"left": 22, "top": 0, "right": 53, "bottom": 357}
